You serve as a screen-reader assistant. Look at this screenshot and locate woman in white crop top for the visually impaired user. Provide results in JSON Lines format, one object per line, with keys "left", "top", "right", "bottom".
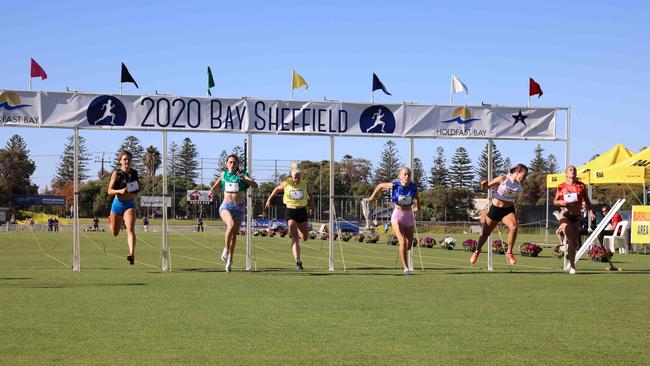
{"left": 470, "top": 164, "right": 528, "bottom": 267}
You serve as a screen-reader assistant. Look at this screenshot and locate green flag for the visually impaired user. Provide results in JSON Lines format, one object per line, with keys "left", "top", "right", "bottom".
{"left": 207, "top": 66, "right": 215, "bottom": 96}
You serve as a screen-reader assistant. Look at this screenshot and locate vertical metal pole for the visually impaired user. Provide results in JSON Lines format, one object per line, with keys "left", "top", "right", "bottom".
{"left": 246, "top": 133, "right": 253, "bottom": 271}
{"left": 408, "top": 137, "right": 414, "bottom": 271}
{"left": 565, "top": 108, "right": 570, "bottom": 169}
{"left": 487, "top": 139, "right": 494, "bottom": 271}
{"left": 72, "top": 128, "right": 80, "bottom": 272}
{"left": 545, "top": 187, "right": 550, "bottom": 246}
{"left": 329, "top": 136, "right": 335, "bottom": 271}
{"left": 449, "top": 75, "right": 453, "bottom": 105}
{"left": 161, "top": 131, "right": 171, "bottom": 271}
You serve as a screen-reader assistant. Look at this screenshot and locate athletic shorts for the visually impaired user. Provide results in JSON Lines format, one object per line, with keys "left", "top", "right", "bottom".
{"left": 111, "top": 198, "right": 136, "bottom": 217}
{"left": 561, "top": 213, "right": 581, "bottom": 223}
{"left": 286, "top": 207, "right": 308, "bottom": 224}
{"left": 219, "top": 201, "right": 244, "bottom": 220}
{"left": 391, "top": 207, "right": 415, "bottom": 228}
{"left": 487, "top": 205, "right": 515, "bottom": 222}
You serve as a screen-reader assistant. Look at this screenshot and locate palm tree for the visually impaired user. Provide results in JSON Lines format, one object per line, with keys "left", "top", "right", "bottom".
{"left": 143, "top": 145, "right": 162, "bottom": 177}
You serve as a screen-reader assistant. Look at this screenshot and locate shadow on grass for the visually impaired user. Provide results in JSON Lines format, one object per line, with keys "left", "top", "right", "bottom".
{"left": 23, "top": 282, "right": 148, "bottom": 288}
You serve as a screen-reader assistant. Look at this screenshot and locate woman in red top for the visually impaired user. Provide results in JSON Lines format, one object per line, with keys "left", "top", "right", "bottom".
{"left": 553, "top": 165, "right": 595, "bottom": 274}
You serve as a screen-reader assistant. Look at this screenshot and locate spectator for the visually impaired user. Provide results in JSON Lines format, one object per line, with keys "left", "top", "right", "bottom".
{"left": 93, "top": 216, "right": 100, "bottom": 231}
{"left": 143, "top": 216, "right": 149, "bottom": 233}
{"left": 196, "top": 213, "right": 204, "bottom": 232}
{"left": 598, "top": 204, "right": 624, "bottom": 246}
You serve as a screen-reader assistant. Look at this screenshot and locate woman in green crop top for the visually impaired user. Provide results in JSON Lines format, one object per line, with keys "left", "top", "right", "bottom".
{"left": 265, "top": 163, "right": 316, "bottom": 271}
{"left": 208, "top": 154, "right": 258, "bottom": 272}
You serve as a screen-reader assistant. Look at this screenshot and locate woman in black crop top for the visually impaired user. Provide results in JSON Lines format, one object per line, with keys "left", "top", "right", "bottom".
{"left": 107, "top": 150, "right": 140, "bottom": 265}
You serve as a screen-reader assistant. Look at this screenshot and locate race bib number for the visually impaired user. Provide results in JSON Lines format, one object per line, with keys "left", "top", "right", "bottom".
{"left": 563, "top": 192, "right": 578, "bottom": 203}
{"left": 126, "top": 181, "right": 139, "bottom": 193}
{"left": 290, "top": 189, "right": 304, "bottom": 200}
{"left": 225, "top": 182, "right": 239, "bottom": 193}
{"left": 397, "top": 195, "right": 413, "bottom": 206}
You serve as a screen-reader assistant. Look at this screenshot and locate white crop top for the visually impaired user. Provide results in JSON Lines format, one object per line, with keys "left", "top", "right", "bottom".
{"left": 493, "top": 174, "right": 523, "bottom": 203}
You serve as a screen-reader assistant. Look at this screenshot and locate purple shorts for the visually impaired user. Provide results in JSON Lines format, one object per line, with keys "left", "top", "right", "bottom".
{"left": 391, "top": 207, "right": 415, "bottom": 228}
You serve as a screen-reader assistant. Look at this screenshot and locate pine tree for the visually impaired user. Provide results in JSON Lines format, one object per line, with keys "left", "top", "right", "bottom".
{"left": 143, "top": 145, "right": 162, "bottom": 177}
{"left": 0, "top": 135, "right": 38, "bottom": 206}
{"left": 374, "top": 140, "right": 400, "bottom": 183}
{"left": 429, "top": 146, "right": 449, "bottom": 188}
{"left": 53, "top": 135, "right": 90, "bottom": 188}
{"left": 215, "top": 150, "right": 228, "bottom": 178}
{"left": 412, "top": 157, "right": 426, "bottom": 190}
{"left": 475, "top": 140, "right": 504, "bottom": 182}
{"left": 177, "top": 137, "right": 199, "bottom": 180}
{"left": 449, "top": 146, "right": 474, "bottom": 188}
{"left": 231, "top": 145, "right": 245, "bottom": 167}
{"left": 546, "top": 154, "right": 559, "bottom": 174}
{"left": 114, "top": 136, "right": 145, "bottom": 172}
{"left": 529, "top": 144, "right": 547, "bottom": 173}
{"left": 501, "top": 157, "right": 512, "bottom": 176}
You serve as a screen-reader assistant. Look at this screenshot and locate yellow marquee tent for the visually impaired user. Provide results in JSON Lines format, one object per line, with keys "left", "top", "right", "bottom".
{"left": 546, "top": 144, "right": 635, "bottom": 188}
{"left": 590, "top": 146, "right": 650, "bottom": 189}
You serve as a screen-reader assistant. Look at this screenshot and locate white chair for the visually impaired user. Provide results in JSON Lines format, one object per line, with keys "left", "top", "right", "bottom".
{"left": 603, "top": 220, "right": 629, "bottom": 254}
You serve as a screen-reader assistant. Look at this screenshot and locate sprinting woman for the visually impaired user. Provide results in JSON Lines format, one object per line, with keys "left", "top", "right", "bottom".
{"left": 207, "top": 154, "right": 258, "bottom": 272}
{"left": 108, "top": 150, "right": 141, "bottom": 265}
{"left": 265, "top": 163, "right": 316, "bottom": 271}
{"left": 553, "top": 165, "right": 595, "bottom": 274}
{"left": 470, "top": 164, "right": 529, "bottom": 267}
{"left": 368, "top": 167, "right": 419, "bottom": 275}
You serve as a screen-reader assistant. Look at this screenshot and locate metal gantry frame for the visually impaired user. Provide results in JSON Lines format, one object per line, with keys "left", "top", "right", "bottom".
{"left": 21, "top": 98, "right": 570, "bottom": 272}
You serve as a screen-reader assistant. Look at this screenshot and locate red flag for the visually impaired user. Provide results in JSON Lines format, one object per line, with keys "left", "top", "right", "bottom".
{"left": 529, "top": 77, "right": 543, "bottom": 97}
{"left": 30, "top": 58, "right": 47, "bottom": 80}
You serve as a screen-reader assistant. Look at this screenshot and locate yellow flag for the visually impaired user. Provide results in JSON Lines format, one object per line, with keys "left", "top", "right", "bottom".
{"left": 292, "top": 70, "right": 308, "bottom": 90}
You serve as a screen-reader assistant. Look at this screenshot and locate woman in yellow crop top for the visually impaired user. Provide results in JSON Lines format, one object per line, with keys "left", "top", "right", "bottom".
{"left": 265, "top": 163, "right": 316, "bottom": 271}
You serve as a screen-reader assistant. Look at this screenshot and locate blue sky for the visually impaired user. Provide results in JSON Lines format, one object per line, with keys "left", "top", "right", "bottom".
{"left": 2, "top": 1, "right": 649, "bottom": 189}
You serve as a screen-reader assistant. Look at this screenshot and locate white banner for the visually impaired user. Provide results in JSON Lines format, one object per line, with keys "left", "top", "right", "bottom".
{"left": 186, "top": 190, "right": 211, "bottom": 204}
{"left": 141, "top": 196, "right": 172, "bottom": 208}
{"left": 0, "top": 90, "right": 558, "bottom": 140}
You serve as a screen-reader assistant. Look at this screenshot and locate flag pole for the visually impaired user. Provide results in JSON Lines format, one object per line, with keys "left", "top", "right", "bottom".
{"left": 120, "top": 84, "right": 123, "bottom": 95}
{"left": 449, "top": 75, "right": 453, "bottom": 104}
{"left": 29, "top": 77, "right": 32, "bottom": 92}
{"left": 371, "top": 91, "right": 374, "bottom": 104}
{"left": 527, "top": 94, "right": 531, "bottom": 107}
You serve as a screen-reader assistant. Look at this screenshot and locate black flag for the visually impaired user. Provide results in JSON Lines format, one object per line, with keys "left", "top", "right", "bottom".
{"left": 372, "top": 73, "right": 391, "bottom": 96}
{"left": 121, "top": 63, "right": 139, "bottom": 88}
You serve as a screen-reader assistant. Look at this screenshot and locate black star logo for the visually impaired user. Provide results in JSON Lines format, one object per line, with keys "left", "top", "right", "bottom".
{"left": 512, "top": 109, "right": 528, "bottom": 127}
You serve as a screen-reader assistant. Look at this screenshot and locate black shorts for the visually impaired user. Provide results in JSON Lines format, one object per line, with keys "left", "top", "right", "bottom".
{"left": 487, "top": 205, "right": 515, "bottom": 222}
{"left": 562, "top": 213, "right": 580, "bottom": 223}
{"left": 286, "top": 207, "right": 308, "bottom": 223}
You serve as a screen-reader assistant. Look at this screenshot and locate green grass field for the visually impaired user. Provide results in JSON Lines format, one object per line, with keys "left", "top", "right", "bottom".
{"left": 1, "top": 227, "right": 649, "bottom": 365}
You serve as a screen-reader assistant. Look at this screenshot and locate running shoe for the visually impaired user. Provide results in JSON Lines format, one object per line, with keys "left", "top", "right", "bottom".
{"left": 220, "top": 248, "right": 228, "bottom": 262}
{"left": 470, "top": 251, "right": 480, "bottom": 265}
{"left": 403, "top": 269, "right": 410, "bottom": 276}
{"left": 127, "top": 255, "right": 134, "bottom": 265}
{"left": 225, "top": 260, "right": 232, "bottom": 273}
{"left": 569, "top": 267, "right": 576, "bottom": 275}
{"left": 296, "top": 261, "right": 303, "bottom": 272}
{"left": 506, "top": 252, "right": 517, "bottom": 266}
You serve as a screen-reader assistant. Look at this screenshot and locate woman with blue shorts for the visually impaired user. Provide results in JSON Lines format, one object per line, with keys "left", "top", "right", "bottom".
{"left": 208, "top": 154, "right": 258, "bottom": 272}
{"left": 108, "top": 150, "right": 140, "bottom": 265}
{"left": 369, "top": 167, "right": 420, "bottom": 275}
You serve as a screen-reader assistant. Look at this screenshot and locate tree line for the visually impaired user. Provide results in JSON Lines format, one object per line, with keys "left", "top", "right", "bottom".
{"left": 1, "top": 134, "right": 590, "bottom": 221}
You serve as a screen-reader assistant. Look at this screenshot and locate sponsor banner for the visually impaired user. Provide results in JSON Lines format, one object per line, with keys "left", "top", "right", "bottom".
{"left": 12, "top": 195, "right": 66, "bottom": 206}
{"left": 631, "top": 205, "right": 650, "bottom": 244}
{"left": 0, "top": 90, "right": 558, "bottom": 140}
{"left": 186, "top": 190, "right": 211, "bottom": 204}
{"left": 140, "top": 196, "right": 172, "bottom": 208}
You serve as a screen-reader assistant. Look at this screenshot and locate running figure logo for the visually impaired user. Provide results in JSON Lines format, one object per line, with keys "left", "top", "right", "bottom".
{"left": 359, "top": 105, "right": 395, "bottom": 134}
{"left": 86, "top": 95, "right": 127, "bottom": 126}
